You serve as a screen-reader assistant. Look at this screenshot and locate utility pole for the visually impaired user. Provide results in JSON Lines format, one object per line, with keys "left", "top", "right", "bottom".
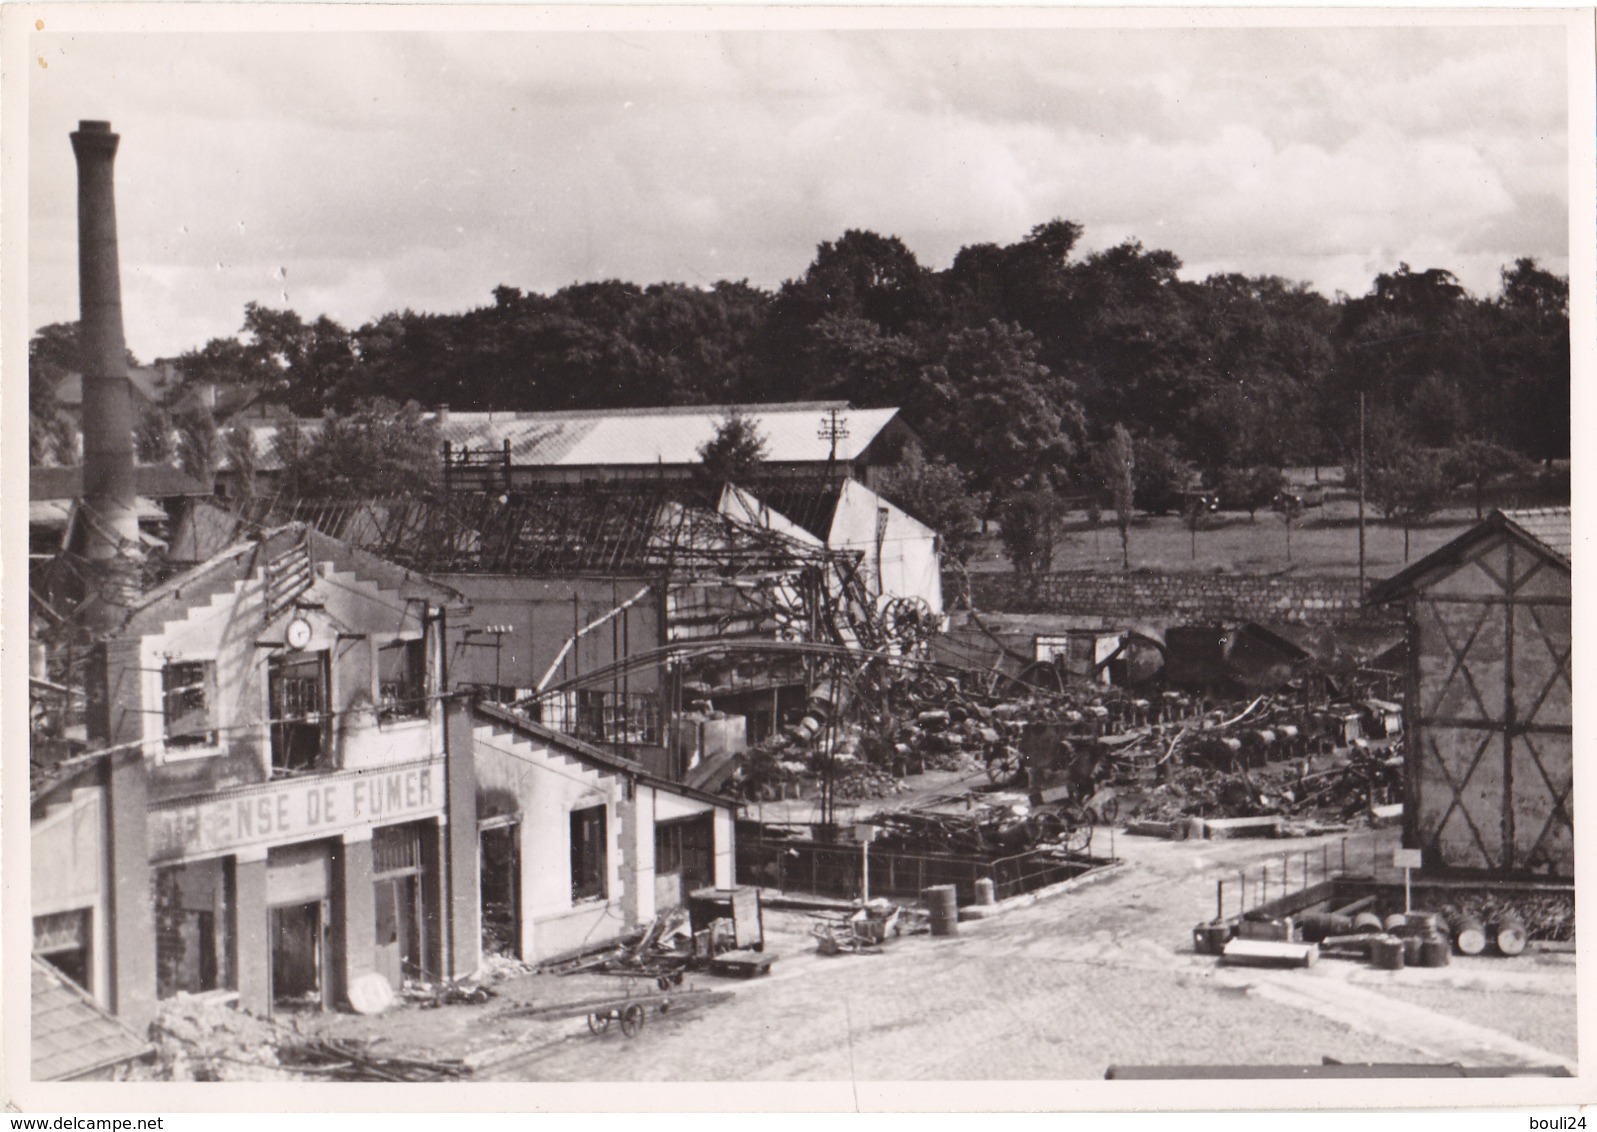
{"left": 818, "top": 408, "right": 850, "bottom": 475}
{"left": 1357, "top": 390, "right": 1367, "bottom": 595}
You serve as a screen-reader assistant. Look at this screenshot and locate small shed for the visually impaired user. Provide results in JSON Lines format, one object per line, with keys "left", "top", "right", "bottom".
{"left": 1368, "top": 508, "right": 1571, "bottom": 877}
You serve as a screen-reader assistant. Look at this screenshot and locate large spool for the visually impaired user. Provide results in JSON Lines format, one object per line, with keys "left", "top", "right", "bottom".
{"left": 1492, "top": 914, "right": 1528, "bottom": 957}
{"left": 1452, "top": 914, "right": 1488, "bottom": 956}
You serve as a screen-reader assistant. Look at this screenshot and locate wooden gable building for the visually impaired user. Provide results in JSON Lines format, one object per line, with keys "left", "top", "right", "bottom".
{"left": 1369, "top": 509, "right": 1572, "bottom": 877}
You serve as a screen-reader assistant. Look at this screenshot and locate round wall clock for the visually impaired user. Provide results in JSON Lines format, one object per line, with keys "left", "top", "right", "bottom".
{"left": 285, "top": 617, "right": 313, "bottom": 650}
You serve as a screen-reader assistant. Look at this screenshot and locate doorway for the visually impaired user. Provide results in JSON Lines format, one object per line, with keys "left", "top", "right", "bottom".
{"left": 371, "top": 823, "right": 427, "bottom": 989}
{"left": 269, "top": 901, "right": 323, "bottom": 1008}
{"left": 479, "top": 822, "right": 521, "bottom": 958}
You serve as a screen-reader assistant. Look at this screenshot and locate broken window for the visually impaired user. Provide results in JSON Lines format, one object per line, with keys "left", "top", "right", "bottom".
{"left": 270, "top": 651, "right": 328, "bottom": 776}
{"left": 163, "top": 660, "right": 217, "bottom": 751}
{"left": 575, "top": 690, "right": 661, "bottom": 745}
{"left": 377, "top": 639, "right": 427, "bottom": 723}
{"left": 34, "top": 908, "right": 92, "bottom": 992}
{"left": 569, "top": 805, "right": 607, "bottom": 903}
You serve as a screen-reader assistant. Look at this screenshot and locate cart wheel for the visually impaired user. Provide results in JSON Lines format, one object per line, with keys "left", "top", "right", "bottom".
{"left": 1065, "top": 816, "right": 1093, "bottom": 855}
{"left": 1035, "top": 811, "right": 1067, "bottom": 843}
{"left": 987, "top": 747, "right": 1022, "bottom": 785}
{"left": 620, "top": 1003, "right": 646, "bottom": 1039}
{"left": 587, "top": 1012, "right": 611, "bottom": 1035}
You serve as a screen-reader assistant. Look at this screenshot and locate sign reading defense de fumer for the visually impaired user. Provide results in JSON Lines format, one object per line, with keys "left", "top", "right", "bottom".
{"left": 149, "top": 761, "right": 446, "bottom": 861}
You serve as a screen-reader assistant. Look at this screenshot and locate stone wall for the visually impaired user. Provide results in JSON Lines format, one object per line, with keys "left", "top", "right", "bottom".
{"left": 967, "top": 570, "right": 1392, "bottom": 627}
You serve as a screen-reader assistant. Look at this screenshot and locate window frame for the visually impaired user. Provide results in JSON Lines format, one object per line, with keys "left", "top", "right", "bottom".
{"left": 161, "top": 658, "right": 219, "bottom": 759}
{"left": 268, "top": 649, "right": 331, "bottom": 777}
{"left": 569, "top": 804, "right": 608, "bottom": 904}
{"left": 376, "top": 638, "right": 428, "bottom": 725}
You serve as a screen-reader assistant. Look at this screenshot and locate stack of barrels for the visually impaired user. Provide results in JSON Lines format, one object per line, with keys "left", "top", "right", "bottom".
{"left": 1442, "top": 905, "right": 1528, "bottom": 957}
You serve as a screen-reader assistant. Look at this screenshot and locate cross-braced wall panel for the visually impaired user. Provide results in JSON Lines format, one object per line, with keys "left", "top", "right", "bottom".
{"left": 1408, "top": 535, "right": 1572, "bottom": 876}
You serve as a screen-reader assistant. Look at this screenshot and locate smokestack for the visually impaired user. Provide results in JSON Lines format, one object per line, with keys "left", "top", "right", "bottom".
{"left": 71, "top": 120, "right": 141, "bottom": 617}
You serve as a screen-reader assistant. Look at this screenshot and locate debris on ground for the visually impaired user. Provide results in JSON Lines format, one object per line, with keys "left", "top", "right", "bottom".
{"left": 278, "top": 1036, "right": 472, "bottom": 1081}
{"left": 132, "top": 994, "right": 296, "bottom": 1081}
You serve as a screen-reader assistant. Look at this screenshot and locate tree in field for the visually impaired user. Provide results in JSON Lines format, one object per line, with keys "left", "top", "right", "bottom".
{"left": 275, "top": 399, "right": 441, "bottom": 499}
{"left": 696, "top": 410, "right": 768, "bottom": 487}
{"left": 996, "top": 486, "right": 1067, "bottom": 577}
{"left": 1088, "top": 424, "right": 1137, "bottom": 569}
{"left": 1217, "top": 465, "right": 1286, "bottom": 522}
{"left": 1131, "top": 434, "right": 1192, "bottom": 516}
{"left": 1182, "top": 491, "right": 1219, "bottom": 561}
{"left": 877, "top": 444, "right": 982, "bottom": 567}
{"left": 1443, "top": 438, "right": 1535, "bottom": 519}
{"left": 1364, "top": 440, "right": 1448, "bottom": 561}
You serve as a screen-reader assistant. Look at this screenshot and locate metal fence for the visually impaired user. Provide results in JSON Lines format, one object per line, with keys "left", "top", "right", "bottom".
{"left": 1216, "top": 839, "right": 1352, "bottom": 923}
{"left": 736, "top": 834, "right": 1100, "bottom": 905}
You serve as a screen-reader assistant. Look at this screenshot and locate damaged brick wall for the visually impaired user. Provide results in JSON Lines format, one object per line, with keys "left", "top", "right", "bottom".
{"left": 969, "top": 572, "right": 1389, "bottom": 627}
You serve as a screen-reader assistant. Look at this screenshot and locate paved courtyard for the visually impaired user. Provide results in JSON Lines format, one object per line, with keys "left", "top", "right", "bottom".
{"left": 457, "top": 827, "right": 1576, "bottom": 1082}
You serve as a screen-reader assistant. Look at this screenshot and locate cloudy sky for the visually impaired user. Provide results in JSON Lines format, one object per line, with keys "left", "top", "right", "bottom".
{"left": 26, "top": 14, "right": 1573, "bottom": 363}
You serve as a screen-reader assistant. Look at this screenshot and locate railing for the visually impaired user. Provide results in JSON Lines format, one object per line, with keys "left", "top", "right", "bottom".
{"left": 737, "top": 835, "right": 1104, "bottom": 905}
{"left": 1218, "top": 838, "right": 1354, "bottom": 923}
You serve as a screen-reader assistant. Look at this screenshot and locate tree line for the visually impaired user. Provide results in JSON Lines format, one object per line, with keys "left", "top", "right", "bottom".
{"left": 30, "top": 220, "right": 1568, "bottom": 571}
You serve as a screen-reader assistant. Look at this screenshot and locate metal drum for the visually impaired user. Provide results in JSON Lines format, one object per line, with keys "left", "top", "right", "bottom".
{"left": 1370, "top": 935, "right": 1405, "bottom": 970}
{"left": 925, "top": 885, "right": 959, "bottom": 937}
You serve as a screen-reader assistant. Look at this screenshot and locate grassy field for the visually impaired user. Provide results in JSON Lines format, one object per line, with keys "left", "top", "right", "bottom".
{"left": 965, "top": 495, "right": 1498, "bottom": 579}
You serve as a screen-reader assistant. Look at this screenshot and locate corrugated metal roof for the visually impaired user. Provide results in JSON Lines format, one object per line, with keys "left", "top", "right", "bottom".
{"left": 236, "top": 403, "right": 902, "bottom": 472}
{"left": 1498, "top": 507, "right": 1571, "bottom": 564}
{"left": 1367, "top": 507, "right": 1571, "bottom": 604}
{"left": 32, "top": 958, "right": 151, "bottom": 1081}
{"left": 438, "top": 402, "right": 901, "bottom": 467}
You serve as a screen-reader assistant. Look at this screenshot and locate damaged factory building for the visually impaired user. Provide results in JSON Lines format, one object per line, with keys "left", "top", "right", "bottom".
{"left": 26, "top": 114, "right": 1575, "bottom": 1082}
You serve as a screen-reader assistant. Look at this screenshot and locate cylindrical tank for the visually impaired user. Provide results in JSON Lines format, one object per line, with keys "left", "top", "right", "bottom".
{"left": 1370, "top": 935, "right": 1405, "bottom": 970}
{"left": 925, "top": 885, "right": 959, "bottom": 937}
{"left": 1420, "top": 931, "right": 1452, "bottom": 967}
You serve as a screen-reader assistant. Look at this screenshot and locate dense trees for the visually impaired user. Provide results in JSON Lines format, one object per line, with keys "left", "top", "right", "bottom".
{"left": 30, "top": 221, "right": 1568, "bottom": 574}
{"left": 273, "top": 399, "right": 441, "bottom": 499}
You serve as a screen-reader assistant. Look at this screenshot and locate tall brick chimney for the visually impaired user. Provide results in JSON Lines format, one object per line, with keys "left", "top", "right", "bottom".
{"left": 71, "top": 120, "right": 140, "bottom": 622}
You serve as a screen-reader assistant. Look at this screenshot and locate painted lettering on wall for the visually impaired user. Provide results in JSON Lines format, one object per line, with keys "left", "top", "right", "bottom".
{"left": 149, "top": 763, "right": 444, "bottom": 861}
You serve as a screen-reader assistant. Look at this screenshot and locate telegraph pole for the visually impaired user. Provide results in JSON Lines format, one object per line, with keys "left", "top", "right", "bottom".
{"left": 1357, "top": 390, "right": 1367, "bottom": 595}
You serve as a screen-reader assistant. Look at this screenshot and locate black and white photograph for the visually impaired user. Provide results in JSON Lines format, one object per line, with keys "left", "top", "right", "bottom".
{"left": 4, "top": 2, "right": 1590, "bottom": 1113}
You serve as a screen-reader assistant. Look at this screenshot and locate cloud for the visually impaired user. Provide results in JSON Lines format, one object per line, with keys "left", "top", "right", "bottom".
{"left": 26, "top": 22, "right": 1571, "bottom": 359}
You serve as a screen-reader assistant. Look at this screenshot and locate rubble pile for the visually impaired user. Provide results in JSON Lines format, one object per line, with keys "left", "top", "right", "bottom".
{"left": 1122, "top": 737, "right": 1402, "bottom": 826}
{"left": 133, "top": 995, "right": 296, "bottom": 1081}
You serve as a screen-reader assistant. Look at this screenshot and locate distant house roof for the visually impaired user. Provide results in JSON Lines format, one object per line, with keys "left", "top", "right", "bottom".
{"left": 30, "top": 464, "right": 212, "bottom": 502}
{"left": 1368, "top": 507, "right": 1571, "bottom": 605}
{"left": 474, "top": 700, "right": 734, "bottom": 809}
{"left": 230, "top": 402, "right": 908, "bottom": 474}
{"left": 438, "top": 402, "right": 902, "bottom": 468}
{"left": 31, "top": 958, "right": 151, "bottom": 1081}
{"left": 54, "top": 363, "right": 176, "bottom": 408}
